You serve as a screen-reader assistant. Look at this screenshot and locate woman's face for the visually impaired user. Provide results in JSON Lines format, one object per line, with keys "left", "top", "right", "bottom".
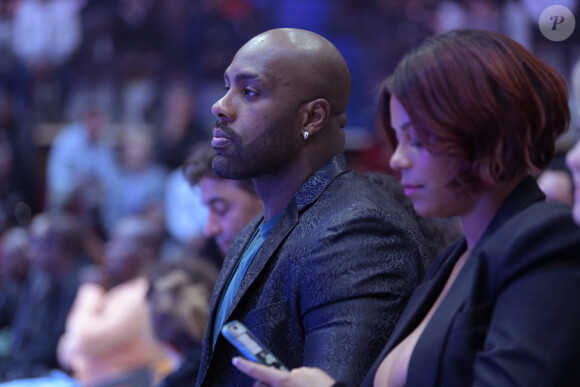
{"left": 566, "top": 139, "right": 580, "bottom": 224}
{"left": 388, "top": 96, "right": 473, "bottom": 218}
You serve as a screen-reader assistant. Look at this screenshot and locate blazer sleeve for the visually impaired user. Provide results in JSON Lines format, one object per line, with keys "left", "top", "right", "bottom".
{"left": 471, "top": 210, "right": 580, "bottom": 386}
{"left": 296, "top": 207, "right": 424, "bottom": 385}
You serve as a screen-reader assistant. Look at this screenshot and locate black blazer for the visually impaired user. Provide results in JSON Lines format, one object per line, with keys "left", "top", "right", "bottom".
{"left": 361, "top": 176, "right": 580, "bottom": 386}
{"left": 196, "top": 155, "right": 429, "bottom": 386}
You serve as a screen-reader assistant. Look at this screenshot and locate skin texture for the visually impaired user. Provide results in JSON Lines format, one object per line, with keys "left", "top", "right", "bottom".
{"left": 199, "top": 176, "right": 262, "bottom": 254}
{"left": 233, "top": 357, "right": 334, "bottom": 387}
{"left": 210, "top": 28, "right": 350, "bottom": 220}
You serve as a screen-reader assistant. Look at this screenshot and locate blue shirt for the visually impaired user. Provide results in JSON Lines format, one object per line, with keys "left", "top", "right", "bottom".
{"left": 212, "top": 213, "right": 281, "bottom": 347}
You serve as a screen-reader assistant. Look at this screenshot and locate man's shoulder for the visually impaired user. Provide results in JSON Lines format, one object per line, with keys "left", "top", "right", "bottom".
{"left": 322, "top": 170, "right": 404, "bottom": 211}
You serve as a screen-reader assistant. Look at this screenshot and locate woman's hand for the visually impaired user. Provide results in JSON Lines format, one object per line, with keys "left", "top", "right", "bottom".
{"left": 232, "top": 357, "right": 337, "bottom": 387}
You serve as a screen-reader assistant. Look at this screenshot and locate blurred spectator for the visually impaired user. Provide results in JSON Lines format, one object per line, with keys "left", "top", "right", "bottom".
{"left": 45, "top": 102, "right": 116, "bottom": 229}
{"left": 100, "top": 128, "right": 168, "bottom": 237}
{"left": 11, "top": 0, "right": 83, "bottom": 122}
{"left": 0, "top": 0, "right": 28, "bottom": 109}
{"left": 57, "top": 215, "right": 172, "bottom": 387}
{"left": 435, "top": 0, "right": 503, "bottom": 34}
{"left": 537, "top": 154, "right": 575, "bottom": 206}
{"left": 193, "top": 0, "right": 260, "bottom": 81}
{"left": 65, "top": 0, "right": 117, "bottom": 123}
{"left": 537, "top": 55, "right": 580, "bottom": 207}
{"left": 186, "top": 0, "right": 263, "bottom": 128}
{"left": 153, "top": 0, "right": 198, "bottom": 82}
{"left": 112, "top": 0, "right": 163, "bottom": 124}
{"left": 151, "top": 81, "right": 210, "bottom": 171}
{"left": 183, "top": 142, "right": 262, "bottom": 256}
{"left": 0, "top": 211, "right": 89, "bottom": 381}
{"left": 164, "top": 151, "right": 209, "bottom": 261}
{"left": 0, "top": 134, "right": 35, "bottom": 232}
{"left": 146, "top": 257, "right": 219, "bottom": 387}
{"left": 0, "top": 226, "right": 30, "bottom": 357}
{"left": 0, "top": 74, "right": 38, "bottom": 223}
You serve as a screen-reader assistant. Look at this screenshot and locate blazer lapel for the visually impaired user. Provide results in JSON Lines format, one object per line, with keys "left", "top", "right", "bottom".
{"left": 198, "top": 154, "right": 350, "bottom": 386}
{"left": 386, "top": 240, "right": 466, "bottom": 353}
{"left": 407, "top": 246, "right": 479, "bottom": 386}
{"left": 406, "top": 177, "right": 546, "bottom": 385}
{"left": 206, "top": 216, "right": 261, "bottom": 328}
{"left": 198, "top": 215, "right": 262, "bottom": 385}
{"left": 224, "top": 154, "right": 350, "bottom": 319}
{"left": 225, "top": 200, "right": 299, "bottom": 318}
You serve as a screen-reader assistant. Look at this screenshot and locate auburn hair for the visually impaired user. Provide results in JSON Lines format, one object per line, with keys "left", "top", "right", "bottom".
{"left": 378, "top": 29, "right": 570, "bottom": 191}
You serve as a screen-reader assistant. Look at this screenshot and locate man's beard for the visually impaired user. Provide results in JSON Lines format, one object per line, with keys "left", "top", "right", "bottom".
{"left": 212, "top": 116, "right": 297, "bottom": 181}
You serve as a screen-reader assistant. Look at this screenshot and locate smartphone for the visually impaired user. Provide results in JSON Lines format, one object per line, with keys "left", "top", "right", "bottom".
{"left": 221, "top": 320, "right": 288, "bottom": 371}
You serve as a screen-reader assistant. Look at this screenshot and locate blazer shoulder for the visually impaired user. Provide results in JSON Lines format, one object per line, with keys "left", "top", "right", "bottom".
{"left": 478, "top": 201, "right": 580, "bottom": 284}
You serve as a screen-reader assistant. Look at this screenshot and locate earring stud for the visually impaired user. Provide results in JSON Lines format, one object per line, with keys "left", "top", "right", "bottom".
{"left": 303, "top": 131, "right": 309, "bottom": 140}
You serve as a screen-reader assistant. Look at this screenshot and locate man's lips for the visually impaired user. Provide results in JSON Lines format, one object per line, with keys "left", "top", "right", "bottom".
{"left": 212, "top": 127, "right": 233, "bottom": 149}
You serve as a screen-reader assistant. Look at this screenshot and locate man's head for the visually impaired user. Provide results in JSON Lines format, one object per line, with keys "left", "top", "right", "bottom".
{"left": 1, "top": 226, "right": 30, "bottom": 284}
{"left": 103, "top": 215, "right": 163, "bottom": 286}
{"left": 28, "top": 211, "right": 84, "bottom": 277}
{"left": 210, "top": 28, "right": 351, "bottom": 181}
{"left": 146, "top": 257, "right": 218, "bottom": 354}
{"left": 183, "top": 143, "right": 262, "bottom": 254}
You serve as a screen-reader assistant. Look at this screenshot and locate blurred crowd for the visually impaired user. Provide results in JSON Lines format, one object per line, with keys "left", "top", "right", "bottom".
{"left": 0, "top": 0, "right": 578, "bottom": 234}
{"left": 0, "top": 0, "right": 578, "bottom": 385}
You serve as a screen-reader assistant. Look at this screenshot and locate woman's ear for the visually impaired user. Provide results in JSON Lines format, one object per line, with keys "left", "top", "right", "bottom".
{"left": 302, "top": 98, "right": 330, "bottom": 136}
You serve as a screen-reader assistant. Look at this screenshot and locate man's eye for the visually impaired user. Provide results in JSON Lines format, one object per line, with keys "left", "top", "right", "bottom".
{"left": 243, "top": 88, "right": 258, "bottom": 97}
{"left": 410, "top": 140, "right": 423, "bottom": 148}
{"left": 223, "top": 85, "right": 231, "bottom": 92}
{"left": 211, "top": 202, "right": 229, "bottom": 216}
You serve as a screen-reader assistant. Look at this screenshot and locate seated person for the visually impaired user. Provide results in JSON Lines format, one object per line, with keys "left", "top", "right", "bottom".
{"left": 0, "top": 212, "right": 89, "bottom": 382}
{"left": 0, "top": 227, "right": 31, "bottom": 357}
{"left": 57, "top": 215, "right": 171, "bottom": 387}
{"left": 146, "top": 258, "right": 219, "bottom": 387}
{"left": 182, "top": 142, "right": 262, "bottom": 256}
{"left": 537, "top": 153, "right": 574, "bottom": 206}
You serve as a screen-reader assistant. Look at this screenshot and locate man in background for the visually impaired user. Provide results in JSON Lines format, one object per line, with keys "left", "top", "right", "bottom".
{"left": 183, "top": 142, "right": 262, "bottom": 256}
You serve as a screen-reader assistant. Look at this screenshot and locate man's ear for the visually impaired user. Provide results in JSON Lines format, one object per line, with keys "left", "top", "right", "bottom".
{"left": 302, "top": 98, "right": 330, "bottom": 136}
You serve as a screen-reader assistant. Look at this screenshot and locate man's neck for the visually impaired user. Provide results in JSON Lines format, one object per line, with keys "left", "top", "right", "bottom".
{"left": 252, "top": 158, "right": 320, "bottom": 221}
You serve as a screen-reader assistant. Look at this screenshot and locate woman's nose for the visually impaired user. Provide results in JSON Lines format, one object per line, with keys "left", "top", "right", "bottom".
{"left": 389, "top": 145, "right": 411, "bottom": 170}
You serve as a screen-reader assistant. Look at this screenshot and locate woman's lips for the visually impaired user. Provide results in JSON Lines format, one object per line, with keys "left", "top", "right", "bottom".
{"left": 402, "top": 183, "right": 422, "bottom": 196}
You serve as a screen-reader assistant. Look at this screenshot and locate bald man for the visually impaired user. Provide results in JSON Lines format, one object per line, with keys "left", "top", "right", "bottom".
{"left": 197, "top": 28, "right": 428, "bottom": 386}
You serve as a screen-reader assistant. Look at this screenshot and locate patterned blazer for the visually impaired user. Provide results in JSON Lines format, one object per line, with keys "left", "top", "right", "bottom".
{"left": 360, "top": 176, "right": 580, "bottom": 386}
{"left": 196, "top": 154, "right": 429, "bottom": 387}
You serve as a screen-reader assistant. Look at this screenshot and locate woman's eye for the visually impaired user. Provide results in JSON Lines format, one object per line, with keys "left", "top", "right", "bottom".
{"left": 223, "top": 85, "right": 231, "bottom": 92}
{"left": 410, "top": 140, "right": 423, "bottom": 148}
